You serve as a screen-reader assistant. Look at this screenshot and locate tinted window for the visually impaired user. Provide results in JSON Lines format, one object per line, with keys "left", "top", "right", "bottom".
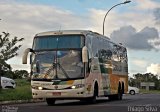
{"left": 33, "top": 35, "right": 84, "bottom": 50}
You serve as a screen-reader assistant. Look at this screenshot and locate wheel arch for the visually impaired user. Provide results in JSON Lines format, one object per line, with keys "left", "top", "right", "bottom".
{"left": 93, "top": 80, "right": 99, "bottom": 96}
{"left": 122, "top": 81, "right": 125, "bottom": 94}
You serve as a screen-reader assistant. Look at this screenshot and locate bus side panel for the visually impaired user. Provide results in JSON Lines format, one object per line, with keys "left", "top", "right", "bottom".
{"left": 85, "top": 57, "right": 103, "bottom": 97}
{"left": 109, "top": 74, "right": 128, "bottom": 94}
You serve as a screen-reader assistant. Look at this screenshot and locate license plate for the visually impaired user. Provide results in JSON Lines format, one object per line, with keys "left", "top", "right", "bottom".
{"left": 52, "top": 92, "right": 61, "bottom": 96}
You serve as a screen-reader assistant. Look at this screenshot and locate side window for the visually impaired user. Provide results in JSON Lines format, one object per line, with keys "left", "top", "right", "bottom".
{"left": 120, "top": 48, "right": 128, "bottom": 62}
{"left": 86, "top": 35, "right": 93, "bottom": 59}
{"left": 110, "top": 43, "right": 128, "bottom": 62}
{"left": 99, "top": 49, "right": 112, "bottom": 60}
{"left": 109, "top": 43, "right": 117, "bottom": 61}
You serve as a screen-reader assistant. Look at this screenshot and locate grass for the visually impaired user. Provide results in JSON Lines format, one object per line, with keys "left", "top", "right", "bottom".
{"left": 140, "top": 89, "right": 160, "bottom": 94}
{"left": 0, "top": 79, "right": 32, "bottom": 101}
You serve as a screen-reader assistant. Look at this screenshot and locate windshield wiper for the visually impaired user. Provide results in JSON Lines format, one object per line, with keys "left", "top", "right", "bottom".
{"left": 56, "top": 62, "right": 69, "bottom": 78}
{"left": 45, "top": 62, "right": 70, "bottom": 79}
{"left": 54, "top": 37, "right": 69, "bottom": 79}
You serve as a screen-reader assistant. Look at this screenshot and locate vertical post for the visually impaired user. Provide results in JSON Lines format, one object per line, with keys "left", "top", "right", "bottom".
{"left": 102, "top": 1, "right": 131, "bottom": 35}
{"left": 0, "top": 76, "right": 1, "bottom": 89}
{"left": 0, "top": 20, "right": 2, "bottom": 90}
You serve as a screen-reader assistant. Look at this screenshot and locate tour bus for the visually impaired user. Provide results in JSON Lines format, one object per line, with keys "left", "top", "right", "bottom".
{"left": 22, "top": 30, "right": 128, "bottom": 105}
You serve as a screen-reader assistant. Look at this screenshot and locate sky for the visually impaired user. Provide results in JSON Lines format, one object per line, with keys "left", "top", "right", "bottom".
{"left": 0, "top": 0, "right": 160, "bottom": 77}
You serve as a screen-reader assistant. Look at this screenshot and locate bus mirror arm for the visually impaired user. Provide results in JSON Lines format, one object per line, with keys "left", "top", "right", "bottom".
{"left": 22, "top": 48, "right": 34, "bottom": 64}
{"left": 82, "top": 46, "right": 88, "bottom": 63}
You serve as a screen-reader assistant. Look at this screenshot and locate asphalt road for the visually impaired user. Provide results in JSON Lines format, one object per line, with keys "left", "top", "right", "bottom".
{"left": 1, "top": 94, "right": 160, "bottom": 112}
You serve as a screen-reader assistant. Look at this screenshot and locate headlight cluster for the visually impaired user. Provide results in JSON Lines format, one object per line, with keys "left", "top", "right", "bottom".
{"left": 38, "top": 86, "right": 43, "bottom": 90}
{"left": 2, "top": 80, "right": 8, "bottom": 83}
{"left": 71, "top": 84, "right": 85, "bottom": 89}
{"left": 32, "top": 86, "right": 43, "bottom": 90}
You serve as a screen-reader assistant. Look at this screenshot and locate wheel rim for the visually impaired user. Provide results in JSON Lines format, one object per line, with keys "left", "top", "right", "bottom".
{"left": 130, "top": 90, "right": 135, "bottom": 95}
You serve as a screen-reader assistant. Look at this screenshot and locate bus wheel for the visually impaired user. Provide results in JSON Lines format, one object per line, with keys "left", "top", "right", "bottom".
{"left": 116, "top": 91, "right": 122, "bottom": 100}
{"left": 88, "top": 84, "right": 98, "bottom": 104}
{"left": 122, "top": 82, "right": 125, "bottom": 94}
{"left": 46, "top": 98, "right": 56, "bottom": 106}
{"left": 108, "top": 95, "right": 115, "bottom": 101}
{"left": 116, "top": 84, "right": 123, "bottom": 100}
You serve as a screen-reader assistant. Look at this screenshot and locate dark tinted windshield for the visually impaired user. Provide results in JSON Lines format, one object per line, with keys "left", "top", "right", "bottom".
{"left": 33, "top": 35, "right": 84, "bottom": 50}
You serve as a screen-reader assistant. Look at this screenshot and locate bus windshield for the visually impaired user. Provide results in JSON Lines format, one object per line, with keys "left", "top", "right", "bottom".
{"left": 33, "top": 35, "right": 84, "bottom": 50}
{"left": 31, "top": 50, "right": 84, "bottom": 80}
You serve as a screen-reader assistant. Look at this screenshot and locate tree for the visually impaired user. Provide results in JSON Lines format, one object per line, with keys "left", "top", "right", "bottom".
{"left": 133, "top": 73, "right": 143, "bottom": 88}
{"left": 132, "top": 73, "right": 160, "bottom": 90}
{"left": 144, "top": 73, "right": 160, "bottom": 90}
{"left": 128, "top": 76, "right": 136, "bottom": 86}
{"left": 0, "top": 32, "right": 24, "bottom": 89}
{"left": 13, "top": 70, "right": 29, "bottom": 79}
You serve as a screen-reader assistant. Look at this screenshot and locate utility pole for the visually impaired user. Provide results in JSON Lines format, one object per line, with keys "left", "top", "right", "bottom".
{"left": 102, "top": 1, "right": 131, "bottom": 35}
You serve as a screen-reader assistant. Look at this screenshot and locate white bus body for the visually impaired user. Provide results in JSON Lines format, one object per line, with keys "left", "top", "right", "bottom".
{"left": 23, "top": 30, "right": 128, "bottom": 105}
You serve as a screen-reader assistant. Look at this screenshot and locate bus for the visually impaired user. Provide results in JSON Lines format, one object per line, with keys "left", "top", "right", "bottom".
{"left": 22, "top": 30, "right": 128, "bottom": 105}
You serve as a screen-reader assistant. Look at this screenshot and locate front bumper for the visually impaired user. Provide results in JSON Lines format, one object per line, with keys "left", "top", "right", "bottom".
{"left": 32, "top": 88, "right": 90, "bottom": 99}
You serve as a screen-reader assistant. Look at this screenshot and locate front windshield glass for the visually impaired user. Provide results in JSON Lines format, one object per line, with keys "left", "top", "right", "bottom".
{"left": 33, "top": 35, "right": 84, "bottom": 50}
{"left": 31, "top": 50, "right": 84, "bottom": 80}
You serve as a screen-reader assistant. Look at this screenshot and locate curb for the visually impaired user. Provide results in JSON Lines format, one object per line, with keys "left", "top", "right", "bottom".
{"left": 0, "top": 99, "right": 45, "bottom": 105}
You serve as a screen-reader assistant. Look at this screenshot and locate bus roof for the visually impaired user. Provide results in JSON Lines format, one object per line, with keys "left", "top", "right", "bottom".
{"left": 35, "top": 30, "right": 109, "bottom": 40}
{"left": 35, "top": 30, "right": 125, "bottom": 48}
{"left": 36, "top": 30, "right": 91, "bottom": 36}
{"left": 35, "top": 30, "right": 108, "bottom": 38}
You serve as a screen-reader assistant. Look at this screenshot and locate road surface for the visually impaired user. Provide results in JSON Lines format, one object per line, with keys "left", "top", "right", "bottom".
{"left": 1, "top": 94, "right": 160, "bottom": 112}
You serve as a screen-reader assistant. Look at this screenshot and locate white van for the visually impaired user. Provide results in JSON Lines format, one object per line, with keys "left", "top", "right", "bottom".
{"left": 1, "top": 77, "right": 16, "bottom": 89}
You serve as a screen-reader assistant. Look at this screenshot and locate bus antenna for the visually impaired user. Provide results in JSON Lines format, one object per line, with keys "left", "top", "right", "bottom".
{"left": 58, "top": 25, "right": 61, "bottom": 32}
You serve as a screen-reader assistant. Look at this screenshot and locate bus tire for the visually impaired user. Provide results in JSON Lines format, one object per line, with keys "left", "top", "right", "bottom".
{"left": 46, "top": 98, "right": 56, "bottom": 106}
{"left": 108, "top": 95, "right": 115, "bottom": 101}
{"left": 122, "top": 82, "right": 125, "bottom": 94}
{"left": 116, "top": 90, "right": 122, "bottom": 100}
{"left": 116, "top": 83, "right": 123, "bottom": 100}
{"left": 88, "top": 83, "right": 98, "bottom": 104}
{"left": 108, "top": 83, "right": 123, "bottom": 100}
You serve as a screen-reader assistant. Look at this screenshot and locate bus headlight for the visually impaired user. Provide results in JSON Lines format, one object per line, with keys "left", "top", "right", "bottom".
{"left": 71, "top": 85, "right": 76, "bottom": 89}
{"left": 71, "top": 84, "right": 85, "bottom": 89}
{"left": 32, "top": 86, "right": 43, "bottom": 90}
{"left": 38, "top": 86, "right": 43, "bottom": 90}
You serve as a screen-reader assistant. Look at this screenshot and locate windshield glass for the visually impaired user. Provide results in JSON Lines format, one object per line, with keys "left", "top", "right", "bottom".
{"left": 33, "top": 35, "right": 84, "bottom": 50}
{"left": 31, "top": 50, "right": 84, "bottom": 80}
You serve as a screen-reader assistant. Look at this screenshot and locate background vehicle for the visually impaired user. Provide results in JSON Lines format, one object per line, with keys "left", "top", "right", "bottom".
{"left": 128, "top": 86, "right": 139, "bottom": 95}
{"left": 1, "top": 77, "right": 16, "bottom": 89}
{"left": 22, "top": 30, "right": 128, "bottom": 105}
